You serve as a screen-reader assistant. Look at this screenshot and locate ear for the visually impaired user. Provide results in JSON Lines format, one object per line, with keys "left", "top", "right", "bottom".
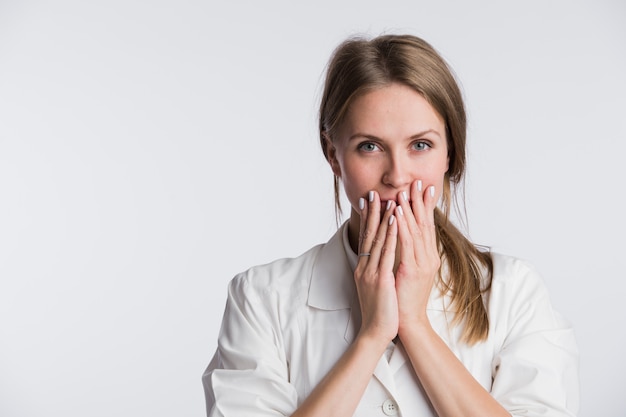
{"left": 322, "top": 132, "right": 342, "bottom": 178}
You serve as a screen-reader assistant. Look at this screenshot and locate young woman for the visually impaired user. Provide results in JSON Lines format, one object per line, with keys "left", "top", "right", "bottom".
{"left": 202, "top": 34, "right": 579, "bottom": 417}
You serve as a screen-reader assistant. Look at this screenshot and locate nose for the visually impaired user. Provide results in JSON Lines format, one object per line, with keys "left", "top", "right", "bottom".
{"left": 382, "top": 153, "right": 412, "bottom": 190}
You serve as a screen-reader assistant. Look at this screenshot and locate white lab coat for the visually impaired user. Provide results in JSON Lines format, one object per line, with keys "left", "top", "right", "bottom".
{"left": 202, "top": 223, "right": 579, "bottom": 416}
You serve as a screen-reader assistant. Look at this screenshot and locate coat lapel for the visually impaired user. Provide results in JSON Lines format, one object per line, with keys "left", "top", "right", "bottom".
{"left": 389, "top": 342, "right": 408, "bottom": 374}
{"left": 373, "top": 355, "right": 398, "bottom": 394}
{"left": 305, "top": 223, "right": 419, "bottom": 396}
{"left": 307, "top": 224, "right": 355, "bottom": 311}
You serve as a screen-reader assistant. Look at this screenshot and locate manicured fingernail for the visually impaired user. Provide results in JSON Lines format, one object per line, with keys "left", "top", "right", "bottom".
{"left": 402, "top": 191, "right": 408, "bottom": 201}
{"left": 429, "top": 186, "right": 435, "bottom": 197}
{"left": 389, "top": 215, "right": 395, "bottom": 225}
{"left": 386, "top": 200, "right": 392, "bottom": 211}
{"left": 417, "top": 180, "right": 423, "bottom": 192}
{"left": 397, "top": 206, "right": 404, "bottom": 216}
{"left": 368, "top": 191, "right": 374, "bottom": 202}
{"left": 359, "top": 197, "right": 365, "bottom": 210}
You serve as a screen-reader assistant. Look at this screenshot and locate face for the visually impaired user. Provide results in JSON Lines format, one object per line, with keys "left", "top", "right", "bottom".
{"left": 326, "top": 82, "right": 449, "bottom": 217}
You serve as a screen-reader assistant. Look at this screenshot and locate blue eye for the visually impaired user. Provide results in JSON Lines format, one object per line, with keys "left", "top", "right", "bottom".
{"left": 413, "top": 141, "right": 430, "bottom": 151}
{"left": 358, "top": 142, "right": 380, "bottom": 152}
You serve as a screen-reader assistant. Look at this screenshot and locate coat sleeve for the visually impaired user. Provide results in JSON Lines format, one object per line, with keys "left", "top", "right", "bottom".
{"left": 202, "top": 273, "right": 299, "bottom": 417}
{"left": 489, "top": 257, "right": 580, "bottom": 417}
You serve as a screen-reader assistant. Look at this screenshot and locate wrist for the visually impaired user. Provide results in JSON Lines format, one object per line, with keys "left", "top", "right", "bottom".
{"left": 355, "top": 329, "right": 394, "bottom": 355}
{"left": 398, "top": 314, "right": 432, "bottom": 341}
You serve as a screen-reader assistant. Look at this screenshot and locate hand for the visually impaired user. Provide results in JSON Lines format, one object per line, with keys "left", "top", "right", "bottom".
{"left": 394, "top": 180, "right": 441, "bottom": 336}
{"left": 353, "top": 191, "right": 399, "bottom": 345}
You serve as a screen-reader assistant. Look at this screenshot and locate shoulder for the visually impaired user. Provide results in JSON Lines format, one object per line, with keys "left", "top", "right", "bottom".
{"left": 228, "top": 224, "right": 349, "bottom": 301}
{"left": 485, "top": 253, "right": 579, "bottom": 413}
{"left": 485, "top": 252, "right": 570, "bottom": 336}
{"left": 218, "top": 244, "right": 327, "bottom": 333}
{"left": 485, "top": 252, "right": 555, "bottom": 325}
{"left": 488, "top": 252, "right": 547, "bottom": 296}
{"left": 228, "top": 243, "right": 324, "bottom": 300}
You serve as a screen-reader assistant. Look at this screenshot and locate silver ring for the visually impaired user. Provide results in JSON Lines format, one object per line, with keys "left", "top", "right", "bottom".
{"left": 358, "top": 252, "right": 371, "bottom": 257}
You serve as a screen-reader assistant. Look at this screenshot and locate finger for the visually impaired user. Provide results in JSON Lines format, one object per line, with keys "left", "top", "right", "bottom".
{"left": 394, "top": 203, "right": 416, "bottom": 262}
{"left": 409, "top": 180, "right": 437, "bottom": 238}
{"left": 409, "top": 179, "right": 427, "bottom": 225}
{"left": 423, "top": 185, "right": 438, "bottom": 219}
{"left": 358, "top": 190, "right": 381, "bottom": 257}
{"left": 358, "top": 195, "right": 369, "bottom": 254}
{"left": 367, "top": 199, "right": 397, "bottom": 267}
{"left": 396, "top": 183, "right": 421, "bottom": 240}
{"left": 378, "top": 212, "right": 398, "bottom": 273}
{"left": 419, "top": 185, "right": 438, "bottom": 252}
{"left": 401, "top": 181, "right": 435, "bottom": 265}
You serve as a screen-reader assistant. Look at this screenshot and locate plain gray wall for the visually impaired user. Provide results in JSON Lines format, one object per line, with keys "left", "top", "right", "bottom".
{"left": 1, "top": 0, "right": 624, "bottom": 416}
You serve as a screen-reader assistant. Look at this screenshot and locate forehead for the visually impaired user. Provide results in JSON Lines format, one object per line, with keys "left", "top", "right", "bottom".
{"left": 341, "top": 83, "right": 446, "bottom": 138}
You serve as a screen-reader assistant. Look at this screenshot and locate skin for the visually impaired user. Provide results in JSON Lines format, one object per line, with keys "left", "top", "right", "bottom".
{"left": 292, "top": 83, "right": 509, "bottom": 417}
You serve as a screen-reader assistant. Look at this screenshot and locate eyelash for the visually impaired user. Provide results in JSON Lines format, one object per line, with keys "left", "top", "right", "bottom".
{"left": 412, "top": 141, "right": 431, "bottom": 151}
{"left": 357, "top": 141, "right": 431, "bottom": 152}
{"left": 358, "top": 142, "right": 380, "bottom": 152}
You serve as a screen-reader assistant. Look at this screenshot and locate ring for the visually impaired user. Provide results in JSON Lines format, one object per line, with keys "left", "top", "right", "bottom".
{"left": 358, "top": 252, "right": 371, "bottom": 257}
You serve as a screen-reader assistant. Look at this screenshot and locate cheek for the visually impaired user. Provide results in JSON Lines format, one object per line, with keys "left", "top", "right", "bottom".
{"left": 342, "top": 172, "right": 367, "bottom": 198}
{"left": 422, "top": 161, "right": 448, "bottom": 193}
{"left": 340, "top": 165, "right": 373, "bottom": 205}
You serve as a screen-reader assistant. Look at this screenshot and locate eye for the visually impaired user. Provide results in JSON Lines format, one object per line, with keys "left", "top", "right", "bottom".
{"left": 412, "top": 141, "right": 431, "bottom": 151}
{"left": 358, "top": 142, "right": 380, "bottom": 152}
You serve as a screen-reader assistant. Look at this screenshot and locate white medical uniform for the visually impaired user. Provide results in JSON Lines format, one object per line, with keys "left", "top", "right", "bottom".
{"left": 203, "top": 223, "right": 579, "bottom": 416}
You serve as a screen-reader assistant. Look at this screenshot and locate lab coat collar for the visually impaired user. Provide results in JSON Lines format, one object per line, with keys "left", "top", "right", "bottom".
{"left": 373, "top": 342, "right": 409, "bottom": 392}
{"left": 307, "top": 222, "right": 416, "bottom": 390}
{"left": 307, "top": 222, "right": 355, "bottom": 311}
{"left": 307, "top": 221, "right": 454, "bottom": 313}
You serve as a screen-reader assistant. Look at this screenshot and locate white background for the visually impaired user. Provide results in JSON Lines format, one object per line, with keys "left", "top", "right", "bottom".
{"left": 1, "top": 1, "right": 624, "bottom": 416}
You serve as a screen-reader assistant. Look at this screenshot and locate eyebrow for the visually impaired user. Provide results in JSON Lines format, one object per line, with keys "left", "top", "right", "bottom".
{"left": 348, "top": 129, "right": 443, "bottom": 142}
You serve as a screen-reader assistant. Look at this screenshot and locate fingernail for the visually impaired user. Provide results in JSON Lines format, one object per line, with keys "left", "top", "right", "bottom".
{"left": 397, "top": 206, "right": 404, "bottom": 216}
{"left": 368, "top": 191, "right": 374, "bottom": 202}
{"left": 430, "top": 186, "right": 435, "bottom": 197}
{"left": 402, "top": 191, "right": 408, "bottom": 201}
{"left": 359, "top": 197, "right": 365, "bottom": 210}
{"left": 417, "top": 180, "right": 423, "bottom": 192}
{"left": 389, "top": 215, "right": 395, "bottom": 225}
{"left": 386, "top": 200, "right": 392, "bottom": 211}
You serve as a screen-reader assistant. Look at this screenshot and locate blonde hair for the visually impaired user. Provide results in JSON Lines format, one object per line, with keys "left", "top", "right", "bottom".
{"left": 319, "top": 34, "right": 492, "bottom": 344}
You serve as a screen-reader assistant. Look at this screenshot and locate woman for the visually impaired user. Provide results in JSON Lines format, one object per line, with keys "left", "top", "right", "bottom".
{"left": 203, "top": 34, "right": 579, "bottom": 417}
